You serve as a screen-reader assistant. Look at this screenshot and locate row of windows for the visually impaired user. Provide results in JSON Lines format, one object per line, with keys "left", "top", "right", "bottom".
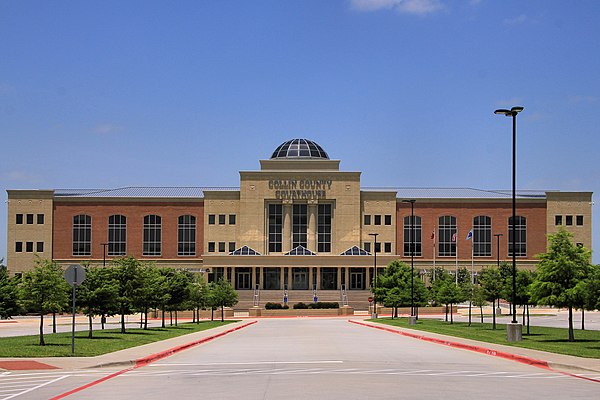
{"left": 363, "top": 242, "right": 393, "bottom": 253}
{"left": 208, "top": 214, "right": 236, "bottom": 225}
{"left": 207, "top": 241, "right": 237, "bottom": 253}
{"left": 364, "top": 214, "right": 392, "bottom": 226}
{"left": 15, "top": 213, "right": 44, "bottom": 225}
{"left": 399, "top": 215, "right": 527, "bottom": 257}
{"left": 555, "top": 215, "right": 584, "bottom": 226}
{"left": 72, "top": 214, "right": 197, "bottom": 257}
{"left": 15, "top": 241, "right": 44, "bottom": 253}
{"left": 268, "top": 204, "right": 333, "bottom": 253}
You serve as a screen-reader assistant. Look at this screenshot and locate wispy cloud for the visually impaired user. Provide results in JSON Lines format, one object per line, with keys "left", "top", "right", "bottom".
{"left": 350, "top": 0, "right": 445, "bottom": 16}
{"left": 503, "top": 14, "right": 527, "bottom": 25}
{"left": 1, "top": 170, "right": 39, "bottom": 184}
{"left": 92, "top": 123, "right": 123, "bottom": 135}
{"left": 568, "top": 95, "right": 597, "bottom": 104}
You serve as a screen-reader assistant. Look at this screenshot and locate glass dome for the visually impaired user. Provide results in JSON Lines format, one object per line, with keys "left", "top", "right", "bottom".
{"left": 270, "top": 139, "right": 329, "bottom": 159}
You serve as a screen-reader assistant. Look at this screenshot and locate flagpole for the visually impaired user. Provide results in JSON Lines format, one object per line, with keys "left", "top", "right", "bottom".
{"left": 432, "top": 227, "right": 436, "bottom": 281}
{"left": 455, "top": 228, "right": 458, "bottom": 285}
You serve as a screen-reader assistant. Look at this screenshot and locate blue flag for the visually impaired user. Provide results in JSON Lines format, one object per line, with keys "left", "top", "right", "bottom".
{"left": 466, "top": 230, "right": 473, "bottom": 240}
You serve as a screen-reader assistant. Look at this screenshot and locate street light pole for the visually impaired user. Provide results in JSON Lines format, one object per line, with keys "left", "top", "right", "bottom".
{"left": 402, "top": 199, "right": 417, "bottom": 324}
{"left": 368, "top": 233, "right": 379, "bottom": 318}
{"left": 495, "top": 106, "right": 523, "bottom": 341}
{"left": 494, "top": 233, "right": 503, "bottom": 268}
{"left": 101, "top": 243, "right": 108, "bottom": 267}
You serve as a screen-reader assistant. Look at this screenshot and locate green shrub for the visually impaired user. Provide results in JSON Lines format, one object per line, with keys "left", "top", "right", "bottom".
{"left": 293, "top": 302, "right": 308, "bottom": 309}
{"left": 265, "top": 302, "right": 284, "bottom": 310}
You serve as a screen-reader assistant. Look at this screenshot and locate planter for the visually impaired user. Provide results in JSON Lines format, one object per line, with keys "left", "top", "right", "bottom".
{"left": 250, "top": 306, "right": 354, "bottom": 317}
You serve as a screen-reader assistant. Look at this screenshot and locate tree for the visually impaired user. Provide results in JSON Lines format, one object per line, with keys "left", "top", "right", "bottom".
{"left": 19, "top": 259, "right": 69, "bottom": 345}
{"left": 515, "top": 269, "right": 535, "bottom": 335}
{"left": 131, "top": 264, "right": 165, "bottom": 330}
{"left": 376, "top": 260, "right": 428, "bottom": 319}
{"left": 431, "top": 269, "right": 465, "bottom": 324}
{"left": 581, "top": 264, "right": 600, "bottom": 312}
{"left": 471, "top": 285, "right": 487, "bottom": 324}
{"left": 0, "top": 262, "right": 20, "bottom": 319}
{"left": 164, "top": 269, "right": 193, "bottom": 326}
{"left": 188, "top": 277, "right": 210, "bottom": 323}
{"left": 112, "top": 257, "right": 144, "bottom": 334}
{"left": 78, "top": 266, "right": 119, "bottom": 337}
{"left": 210, "top": 278, "right": 238, "bottom": 322}
{"left": 530, "top": 230, "right": 591, "bottom": 342}
{"left": 479, "top": 266, "right": 504, "bottom": 330}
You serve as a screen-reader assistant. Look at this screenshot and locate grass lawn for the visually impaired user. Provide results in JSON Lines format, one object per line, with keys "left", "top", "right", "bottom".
{"left": 0, "top": 320, "right": 235, "bottom": 358}
{"left": 372, "top": 318, "right": 600, "bottom": 359}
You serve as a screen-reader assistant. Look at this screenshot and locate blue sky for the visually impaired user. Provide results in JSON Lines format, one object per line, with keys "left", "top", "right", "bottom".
{"left": 1, "top": 0, "right": 599, "bottom": 263}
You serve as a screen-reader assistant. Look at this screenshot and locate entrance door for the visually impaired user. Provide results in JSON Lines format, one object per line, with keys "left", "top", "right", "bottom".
{"left": 292, "top": 267, "right": 309, "bottom": 290}
{"left": 350, "top": 268, "right": 365, "bottom": 290}
{"left": 264, "top": 267, "right": 281, "bottom": 290}
{"left": 236, "top": 268, "right": 252, "bottom": 290}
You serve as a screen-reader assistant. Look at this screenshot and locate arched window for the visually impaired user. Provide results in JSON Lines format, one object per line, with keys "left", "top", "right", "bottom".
{"left": 143, "top": 215, "right": 162, "bottom": 256}
{"left": 509, "top": 216, "right": 526, "bottom": 256}
{"left": 178, "top": 215, "right": 196, "bottom": 256}
{"left": 72, "top": 214, "right": 91, "bottom": 256}
{"left": 473, "top": 216, "right": 491, "bottom": 257}
{"left": 438, "top": 216, "right": 457, "bottom": 257}
{"left": 108, "top": 215, "right": 127, "bottom": 256}
{"left": 404, "top": 215, "right": 422, "bottom": 256}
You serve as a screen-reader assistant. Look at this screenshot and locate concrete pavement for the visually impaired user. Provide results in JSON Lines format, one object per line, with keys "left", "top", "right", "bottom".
{"left": 1, "top": 315, "right": 599, "bottom": 376}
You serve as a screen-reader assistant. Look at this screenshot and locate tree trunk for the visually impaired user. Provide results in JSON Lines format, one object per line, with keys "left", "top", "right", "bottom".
{"left": 445, "top": 304, "right": 448, "bottom": 322}
{"left": 120, "top": 307, "right": 126, "bottom": 334}
{"left": 53, "top": 312, "right": 57, "bottom": 333}
{"left": 582, "top": 309, "right": 585, "bottom": 330}
{"left": 139, "top": 312, "right": 143, "bottom": 329}
{"left": 211, "top": 308, "right": 214, "bottom": 321}
{"left": 101, "top": 314, "right": 106, "bottom": 330}
{"left": 88, "top": 314, "right": 93, "bottom": 339}
{"left": 161, "top": 308, "right": 165, "bottom": 328}
{"left": 221, "top": 305, "right": 224, "bottom": 322}
{"left": 568, "top": 306, "right": 575, "bottom": 342}
{"left": 450, "top": 303, "right": 454, "bottom": 324}
{"left": 468, "top": 301, "right": 472, "bottom": 327}
{"left": 526, "top": 304, "right": 530, "bottom": 335}
{"left": 144, "top": 308, "right": 148, "bottom": 330}
{"left": 39, "top": 313, "right": 45, "bottom": 346}
{"left": 480, "top": 305, "right": 483, "bottom": 324}
{"left": 522, "top": 306, "right": 526, "bottom": 326}
{"left": 175, "top": 310, "right": 178, "bottom": 326}
{"left": 492, "top": 299, "right": 496, "bottom": 330}
{"left": 170, "top": 311, "right": 173, "bottom": 326}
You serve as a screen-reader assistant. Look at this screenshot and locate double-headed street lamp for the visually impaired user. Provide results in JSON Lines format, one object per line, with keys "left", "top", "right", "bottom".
{"left": 494, "top": 106, "right": 523, "bottom": 341}
{"left": 402, "top": 199, "right": 416, "bottom": 323}
{"left": 368, "top": 233, "right": 379, "bottom": 318}
{"left": 494, "top": 233, "right": 503, "bottom": 268}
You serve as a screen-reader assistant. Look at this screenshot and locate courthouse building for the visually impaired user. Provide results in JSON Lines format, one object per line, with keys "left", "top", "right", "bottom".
{"left": 6, "top": 139, "right": 593, "bottom": 309}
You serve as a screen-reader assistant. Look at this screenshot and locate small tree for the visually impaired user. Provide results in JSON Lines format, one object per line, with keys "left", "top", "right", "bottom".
{"left": 113, "top": 257, "right": 144, "bottom": 334}
{"left": 0, "top": 262, "right": 20, "bottom": 319}
{"left": 210, "top": 278, "right": 238, "bottom": 322}
{"left": 479, "top": 266, "right": 504, "bottom": 330}
{"left": 515, "top": 269, "right": 535, "bottom": 335}
{"left": 164, "top": 269, "right": 193, "bottom": 326}
{"left": 471, "top": 285, "right": 487, "bottom": 324}
{"left": 530, "top": 230, "right": 591, "bottom": 342}
{"left": 78, "top": 266, "right": 119, "bottom": 337}
{"left": 188, "top": 277, "right": 210, "bottom": 323}
{"left": 19, "top": 259, "right": 69, "bottom": 345}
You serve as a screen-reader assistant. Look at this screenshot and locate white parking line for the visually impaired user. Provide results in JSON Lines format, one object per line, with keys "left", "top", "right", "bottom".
{"left": 2, "top": 375, "right": 69, "bottom": 400}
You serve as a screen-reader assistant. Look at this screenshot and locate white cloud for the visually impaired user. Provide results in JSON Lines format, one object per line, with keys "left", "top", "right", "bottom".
{"left": 503, "top": 14, "right": 527, "bottom": 25}
{"left": 92, "top": 124, "right": 123, "bottom": 135}
{"left": 350, "top": 0, "right": 445, "bottom": 15}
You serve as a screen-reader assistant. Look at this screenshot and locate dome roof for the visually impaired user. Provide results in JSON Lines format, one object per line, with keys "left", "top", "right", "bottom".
{"left": 270, "top": 139, "right": 329, "bottom": 160}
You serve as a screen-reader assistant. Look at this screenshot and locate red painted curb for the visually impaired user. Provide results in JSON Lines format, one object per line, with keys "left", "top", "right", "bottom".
{"left": 348, "top": 320, "right": 550, "bottom": 369}
{"left": 50, "top": 321, "right": 257, "bottom": 399}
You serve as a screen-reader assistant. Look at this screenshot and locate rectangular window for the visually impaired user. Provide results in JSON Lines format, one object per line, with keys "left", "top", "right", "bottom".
{"left": 403, "top": 216, "right": 423, "bottom": 257}
{"left": 473, "top": 216, "right": 492, "bottom": 257}
{"left": 438, "top": 216, "right": 457, "bottom": 257}
{"left": 16, "top": 214, "right": 23, "bottom": 224}
{"left": 15, "top": 242, "right": 23, "bottom": 252}
{"left": 384, "top": 215, "right": 392, "bottom": 225}
{"left": 26, "top": 242, "right": 33, "bottom": 252}
{"left": 566, "top": 215, "right": 573, "bottom": 226}
{"left": 178, "top": 215, "right": 196, "bottom": 256}
{"left": 219, "top": 214, "right": 226, "bottom": 225}
{"left": 268, "top": 204, "right": 282, "bottom": 253}
{"left": 37, "top": 214, "right": 44, "bottom": 224}
{"left": 26, "top": 214, "right": 34, "bottom": 224}
{"left": 208, "top": 242, "right": 215, "bottom": 252}
{"left": 143, "top": 215, "right": 162, "bottom": 256}
{"left": 374, "top": 242, "right": 381, "bottom": 253}
{"left": 364, "top": 242, "right": 371, "bottom": 253}
{"left": 229, "top": 242, "right": 236, "bottom": 253}
{"left": 318, "top": 204, "right": 332, "bottom": 253}
{"left": 292, "top": 204, "right": 308, "bottom": 248}
{"left": 229, "top": 214, "right": 236, "bottom": 225}
{"left": 374, "top": 215, "right": 382, "bottom": 225}
{"left": 36, "top": 242, "right": 44, "bottom": 252}
{"left": 384, "top": 242, "right": 392, "bottom": 253}
{"left": 218, "top": 242, "right": 226, "bottom": 252}
{"left": 208, "top": 214, "right": 216, "bottom": 225}
{"left": 73, "top": 215, "right": 92, "bottom": 256}
{"left": 508, "top": 216, "right": 527, "bottom": 257}
{"left": 576, "top": 215, "right": 584, "bottom": 226}
{"left": 555, "top": 215, "right": 562, "bottom": 226}
{"left": 364, "top": 215, "right": 371, "bottom": 225}
{"left": 108, "top": 215, "right": 127, "bottom": 256}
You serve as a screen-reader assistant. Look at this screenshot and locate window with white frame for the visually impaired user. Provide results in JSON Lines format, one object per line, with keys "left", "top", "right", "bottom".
{"left": 438, "top": 216, "right": 457, "bottom": 257}
{"left": 72, "top": 214, "right": 92, "bottom": 256}
{"left": 508, "top": 216, "right": 526, "bottom": 257}
{"left": 473, "top": 216, "right": 491, "bottom": 257}
{"left": 178, "top": 215, "right": 196, "bottom": 256}
{"left": 108, "top": 215, "right": 127, "bottom": 256}
{"left": 143, "top": 215, "right": 162, "bottom": 256}
{"left": 403, "top": 215, "right": 422, "bottom": 256}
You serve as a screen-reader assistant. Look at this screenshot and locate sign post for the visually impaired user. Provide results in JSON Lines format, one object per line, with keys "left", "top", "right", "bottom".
{"left": 64, "top": 264, "right": 86, "bottom": 354}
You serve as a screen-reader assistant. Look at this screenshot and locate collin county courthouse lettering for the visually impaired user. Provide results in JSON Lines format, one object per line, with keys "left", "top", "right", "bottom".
{"left": 5, "top": 139, "right": 593, "bottom": 310}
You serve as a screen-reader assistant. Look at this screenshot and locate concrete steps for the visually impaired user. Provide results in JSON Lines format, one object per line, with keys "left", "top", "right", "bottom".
{"left": 235, "top": 289, "right": 372, "bottom": 311}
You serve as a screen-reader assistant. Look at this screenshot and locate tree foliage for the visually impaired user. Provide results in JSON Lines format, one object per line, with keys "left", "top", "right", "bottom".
{"left": 0, "top": 262, "right": 20, "bottom": 319}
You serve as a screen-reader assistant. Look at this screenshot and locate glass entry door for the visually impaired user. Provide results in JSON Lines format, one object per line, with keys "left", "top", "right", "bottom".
{"left": 236, "top": 268, "right": 252, "bottom": 290}
{"left": 264, "top": 267, "right": 281, "bottom": 290}
{"left": 292, "top": 267, "right": 309, "bottom": 290}
{"left": 350, "top": 268, "right": 366, "bottom": 290}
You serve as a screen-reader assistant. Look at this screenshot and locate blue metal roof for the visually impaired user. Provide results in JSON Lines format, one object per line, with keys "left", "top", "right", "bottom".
{"left": 54, "top": 187, "right": 237, "bottom": 199}
{"left": 362, "top": 187, "right": 548, "bottom": 200}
